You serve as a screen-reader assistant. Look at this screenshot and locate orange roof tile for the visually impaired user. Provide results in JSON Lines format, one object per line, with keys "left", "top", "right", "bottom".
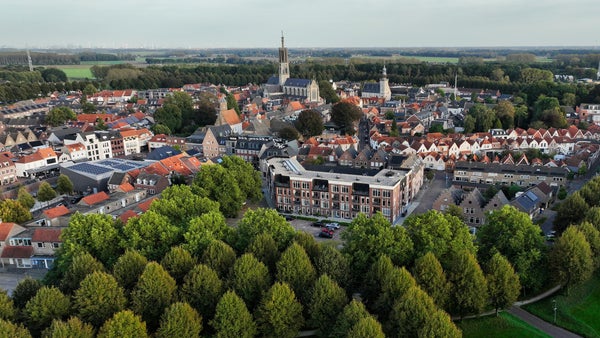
{"left": 118, "top": 183, "right": 134, "bottom": 193}
{"left": 31, "top": 228, "right": 63, "bottom": 242}
{"left": 119, "top": 210, "right": 138, "bottom": 224}
{"left": 221, "top": 109, "right": 242, "bottom": 125}
{"left": 81, "top": 191, "right": 110, "bottom": 206}
{"left": 43, "top": 205, "right": 70, "bottom": 219}
{"left": 288, "top": 101, "right": 305, "bottom": 111}
{"left": 0, "top": 246, "right": 33, "bottom": 259}
{"left": 0, "top": 222, "right": 17, "bottom": 241}
{"left": 138, "top": 197, "right": 158, "bottom": 212}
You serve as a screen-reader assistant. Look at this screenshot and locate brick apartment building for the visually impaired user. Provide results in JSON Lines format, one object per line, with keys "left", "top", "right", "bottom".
{"left": 453, "top": 161, "right": 569, "bottom": 188}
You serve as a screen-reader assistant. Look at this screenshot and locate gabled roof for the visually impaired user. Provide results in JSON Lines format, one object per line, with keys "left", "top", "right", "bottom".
{"left": 31, "top": 228, "right": 63, "bottom": 242}
{"left": 118, "top": 210, "right": 138, "bottom": 224}
{"left": 220, "top": 109, "right": 242, "bottom": 126}
{"left": 118, "top": 183, "right": 135, "bottom": 193}
{"left": 81, "top": 191, "right": 110, "bottom": 206}
{"left": 0, "top": 222, "right": 19, "bottom": 241}
{"left": 43, "top": 205, "right": 70, "bottom": 219}
{"left": 138, "top": 197, "right": 158, "bottom": 212}
{"left": 0, "top": 246, "right": 33, "bottom": 259}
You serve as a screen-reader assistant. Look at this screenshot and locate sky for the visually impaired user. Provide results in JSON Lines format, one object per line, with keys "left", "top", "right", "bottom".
{"left": 2, "top": 0, "right": 599, "bottom": 49}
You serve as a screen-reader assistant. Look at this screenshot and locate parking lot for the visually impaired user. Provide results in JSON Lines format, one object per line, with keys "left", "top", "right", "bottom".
{"left": 288, "top": 219, "right": 346, "bottom": 242}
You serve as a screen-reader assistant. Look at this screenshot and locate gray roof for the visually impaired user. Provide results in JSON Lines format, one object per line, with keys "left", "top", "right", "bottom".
{"left": 267, "top": 76, "right": 280, "bottom": 85}
{"left": 363, "top": 83, "right": 380, "bottom": 93}
{"left": 284, "top": 78, "right": 311, "bottom": 88}
{"left": 147, "top": 146, "right": 181, "bottom": 161}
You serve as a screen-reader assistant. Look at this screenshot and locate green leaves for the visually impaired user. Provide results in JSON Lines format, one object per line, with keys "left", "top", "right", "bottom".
{"left": 97, "top": 310, "right": 147, "bottom": 338}
{"left": 74, "top": 272, "right": 126, "bottom": 327}
{"left": 131, "top": 262, "right": 176, "bottom": 326}
{"left": 211, "top": 291, "right": 257, "bottom": 338}
{"left": 256, "top": 282, "right": 304, "bottom": 338}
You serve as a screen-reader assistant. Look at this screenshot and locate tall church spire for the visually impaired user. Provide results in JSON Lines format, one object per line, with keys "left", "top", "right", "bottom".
{"left": 278, "top": 31, "right": 290, "bottom": 86}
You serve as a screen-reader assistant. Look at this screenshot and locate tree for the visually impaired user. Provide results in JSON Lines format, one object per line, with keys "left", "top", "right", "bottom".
{"left": 278, "top": 126, "right": 299, "bottom": 140}
{"left": 294, "top": 231, "right": 320, "bottom": 264}
{"left": 468, "top": 104, "right": 497, "bottom": 132}
{"left": 221, "top": 155, "right": 262, "bottom": 202}
{"left": 74, "top": 271, "right": 126, "bottom": 327}
{"left": 318, "top": 80, "right": 340, "bottom": 104}
{"left": 201, "top": 240, "right": 237, "bottom": 278}
{"left": 42, "top": 68, "right": 67, "bottom": 82}
{"left": 61, "top": 252, "right": 105, "bottom": 294}
{"left": 413, "top": 252, "right": 450, "bottom": 309}
{"left": 478, "top": 205, "right": 545, "bottom": 292}
{"left": 0, "top": 290, "right": 14, "bottom": 321}
{"left": 230, "top": 253, "right": 271, "bottom": 310}
{"left": 342, "top": 213, "right": 414, "bottom": 278}
{"left": 308, "top": 275, "right": 348, "bottom": 332}
{"left": 463, "top": 114, "right": 475, "bottom": 133}
{"left": 494, "top": 100, "right": 515, "bottom": 129}
{"left": 56, "top": 175, "right": 74, "bottom": 195}
{"left": 151, "top": 184, "right": 220, "bottom": 229}
{"left": 153, "top": 103, "right": 182, "bottom": 134}
{"left": 151, "top": 123, "right": 172, "bottom": 135}
{"left": 446, "top": 250, "right": 488, "bottom": 319}
{"left": 155, "top": 302, "right": 202, "bottom": 338}
{"left": 24, "top": 287, "right": 71, "bottom": 335}
{"left": 0, "top": 319, "right": 32, "bottom": 338}
{"left": 294, "top": 109, "right": 324, "bottom": 138}
{"left": 131, "top": 262, "right": 177, "bottom": 326}
{"left": 255, "top": 282, "right": 304, "bottom": 338}
{"left": 237, "top": 208, "right": 296, "bottom": 251}
{"left": 180, "top": 264, "right": 223, "bottom": 322}
{"left": 486, "top": 253, "right": 521, "bottom": 315}
{"left": 585, "top": 206, "right": 600, "bottom": 230}
{"left": 0, "top": 199, "right": 32, "bottom": 223}
{"left": 331, "top": 300, "right": 373, "bottom": 338}
{"left": 388, "top": 285, "right": 437, "bottom": 337}
{"left": 577, "top": 221, "right": 600, "bottom": 268}
{"left": 246, "top": 233, "right": 280, "bottom": 273}
{"left": 315, "top": 245, "right": 350, "bottom": 288}
{"left": 46, "top": 107, "right": 76, "bottom": 127}
{"left": 112, "top": 250, "right": 147, "bottom": 292}
{"left": 17, "top": 187, "right": 35, "bottom": 209}
{"left": 211, "top": 291, "right": 257, "bottom": 338}
{"left": 82, "top": 84, "right": 97, "bottom": 96}
{"left": 555, "top": 192, "right": 589, "bottom": 233}
{"left": 419, "top": 309, "right": 462, "bottom": 338}
{"left": 550, "top": 226, "right": 594, "bottom": 294}
{"left": 11, "top": 277, "right": 42, "bottom": 309}
{"left": 61, "top": 213, "right": 122, "bottom": 267}
{"left": 347, "top": 317, "right": 385, "bottom": 338}
{"left": 43, "top": 317, "right": 94, "bottom": 338}
{"left": 37, "top": 182, "right": 57, "bottom": 204}
{"left": 226, "top": 93, "right": 241, "bottom": 115}
{"left": 330, "top": 101, "right": 363, "bottom": 135}
{"left": 160, "top": 246, "right": 196, "bottom": 285}
{"left": 82, "top": 102, "right": 96, "bottom": 114}
{"left": 123, "top": 210, "right": 180, "bottom": 261}
{"left": 97, "top": 310, "right": 148, "bottom": 338}
{"left": 363, "top": 255, "right": 395, "bottom": 307}
{"left": 276, "top": 243, "right": 316, "bottom": 303}
{"left": 193, "top": 164, "right": 244, "bottom": 217}
{"left": 374, "top": 266, "right": 416, "bottom": 321}
{"left": 184, "top": 211, "right": 232, "bottom": 257}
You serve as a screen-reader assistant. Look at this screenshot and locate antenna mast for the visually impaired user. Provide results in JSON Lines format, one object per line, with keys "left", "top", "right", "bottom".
{"left": 26, "top": 50, "right": 33, "bottom": 72}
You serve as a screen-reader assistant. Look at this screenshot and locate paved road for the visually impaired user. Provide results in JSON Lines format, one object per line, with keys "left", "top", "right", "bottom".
{"left": 509, "top": 306, "right": 581, "bottom": 338}
{"left": 411, "top": 171, "right": 449, "bottom": 215}
{"left": 0, "top": 269, "right": 46, "bottom": 296}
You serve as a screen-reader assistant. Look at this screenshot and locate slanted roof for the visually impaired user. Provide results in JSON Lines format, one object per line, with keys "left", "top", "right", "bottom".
{"left": 284, "top": 78, "right": 311, "bottom": 87}
{"left": 1, "top": 246, "right": 33, "bottom": 259}
{"left": 43, "top": 205, "right": 70, "bottom": 219}
{"left": 220, "top": 109, "right": 241, "bottom": 126}
{"left": 138, "top": 197, "right": 158, "bottom": 212}
{"left": 0, "top": 223, "right": 18, "bottom": 241}
{"left": 31, "top": 228, "right": 63, "bottom": 243}
{"left": 363, "top": 83, "right": 380, "bottom": 93}
{"left": 81, "top": 191, "right": 110, "bottom": 206}
{"left": 118, "top": 210, "right": 138, "bottom": 224}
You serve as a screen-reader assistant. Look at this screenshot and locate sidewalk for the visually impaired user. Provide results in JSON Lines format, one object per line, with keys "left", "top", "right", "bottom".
{"left": 508, "top": 306, "right": 581, "bottom": 338}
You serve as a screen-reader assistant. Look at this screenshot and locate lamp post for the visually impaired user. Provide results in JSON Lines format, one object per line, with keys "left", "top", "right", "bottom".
{"left": 552, "top": 299, "right": 557, "bottom": 324}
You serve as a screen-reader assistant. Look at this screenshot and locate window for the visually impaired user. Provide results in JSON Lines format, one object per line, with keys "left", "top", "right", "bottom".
{"left": 37, "top": 242, "right": 43, "bottom": 248}
{"left": 53, "top": 243, "right": 60, "bottom": 248}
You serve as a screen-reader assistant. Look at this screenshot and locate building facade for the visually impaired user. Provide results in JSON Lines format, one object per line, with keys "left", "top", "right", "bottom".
{"left": 453, "top": 161, "right": 569, "bottom": 188}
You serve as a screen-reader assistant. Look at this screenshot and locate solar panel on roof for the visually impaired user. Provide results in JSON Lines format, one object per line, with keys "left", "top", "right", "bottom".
{"left": 70, "top": 163, "right": 113, "bottom": 175}
{"left": 525, "top": 191, "right": 538, "bottom": 201}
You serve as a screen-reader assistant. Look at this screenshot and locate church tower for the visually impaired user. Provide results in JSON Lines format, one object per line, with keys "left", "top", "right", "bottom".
{"left": 379, "top": 64, "right": 391, "bottom": 101}
{"left": 278, "top": 32, "right": 290, "bottom": 86}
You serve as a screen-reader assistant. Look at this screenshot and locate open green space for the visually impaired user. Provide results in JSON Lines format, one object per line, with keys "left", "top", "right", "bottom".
{"left": 57, "top": 66, "right": 94, "bottom": 80}
{"left": 409, "top": 56, "right": 460, "bottom": 63}
{"left": 80, "top": 60, "right": 130, "bottom": 65}
{"left": 523, "top": 274, "right": 600, "bottom": 338}
{"left": 458, "top": 312, "right": 551, "bottom": 338}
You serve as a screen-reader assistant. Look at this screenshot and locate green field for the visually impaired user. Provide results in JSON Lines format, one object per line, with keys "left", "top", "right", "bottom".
{"left": 458, "top": 312, "right": 551, "bottom": 338}
{"left": 57, "top": 66, "right": 94, "bottom": 80}
{"left": 410, "top": 56, "right": 460, "bottom": 63}
{"left": 523, "top": 274, "right": 600, "bottom": 337}
{"left": 80, "top": 60, "right": 130, "bottom": 66}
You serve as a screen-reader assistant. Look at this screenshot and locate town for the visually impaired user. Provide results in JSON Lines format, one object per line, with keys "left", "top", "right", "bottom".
{"left": 0, "top": 33, "right": 600, "bottom": 337}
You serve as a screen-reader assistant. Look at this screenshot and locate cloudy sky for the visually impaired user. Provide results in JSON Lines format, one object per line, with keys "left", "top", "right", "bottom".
{"left": 3, "top": 0, "right": 599, "bottom": 49}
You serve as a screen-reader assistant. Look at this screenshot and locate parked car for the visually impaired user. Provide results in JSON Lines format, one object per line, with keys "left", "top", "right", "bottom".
{"left": 326, "top": 222, "right": 340, "bottom": 229}
{"left": 312, "top": 221, "right": 326, "bottom": 227}
{"left": 318, "top": 230, "right": 334, "bottom": 238}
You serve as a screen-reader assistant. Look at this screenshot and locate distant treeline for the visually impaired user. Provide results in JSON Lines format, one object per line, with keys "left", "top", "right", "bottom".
{"left": 0, "top": 52, "right": 135, "bottom": 66}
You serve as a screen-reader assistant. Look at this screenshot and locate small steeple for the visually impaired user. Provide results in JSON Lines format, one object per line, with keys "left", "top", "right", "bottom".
{"left": 382, "top": 63, "right": 387, "bottom": 78}
{"left": 281, "top": 31, "right": 285, "bottom": 48}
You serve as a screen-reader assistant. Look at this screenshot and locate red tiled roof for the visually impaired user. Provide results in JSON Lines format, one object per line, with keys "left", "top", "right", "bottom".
{"left": 1, "top": 246, "right": 33, "bottom": 259}
{"left": 0, "top": 222, "right": 17, "bottom": 241}
{"left": 138, "top": 197, "right": 158, "bottom": 212}
{"left": 118, "top": 210, "right": 138, "bottom": 224}
{"left": 81, "top": 191, "right": 110, "bottom": 206}
{"left": 118, "top": 183, "right": 134, "bottom": 193}
{"left": 43, "top": 205, "right": 70, "bottom": 219}
{"left": 31, "top": 228, "right": 63, "bottom": 243}
{"left": 220, "top": 109, "right": 242, "bottom": 125}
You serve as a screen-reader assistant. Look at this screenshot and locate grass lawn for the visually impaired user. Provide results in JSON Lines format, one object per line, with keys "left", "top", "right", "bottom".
{"left": 458, "top": 312, "right": 551, "bottom": 338}
{"left": 523, "top": 274, "right": 600, "bottom": 338}
{"left": 56, "top": 66, "right": 94, "bottom": 80}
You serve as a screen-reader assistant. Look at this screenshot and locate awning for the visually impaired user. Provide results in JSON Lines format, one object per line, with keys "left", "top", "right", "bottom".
{"left": 26, "top": 163, "right": 60, "bottom": 174}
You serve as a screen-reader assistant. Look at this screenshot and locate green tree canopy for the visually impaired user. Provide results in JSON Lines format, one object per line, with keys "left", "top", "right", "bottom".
{"left": 74, "top": 271, "right": 126, "bottom": 327}
{"left": 388, "top": 285, "right": 438, "bottom": 337}
{"left": 0, "top": 199, "right": 32, "bottom": 224}
{"left": 330, "top": 101, "right": 363, "bottom": 135}
{"left": 315, "top": 245, "right": 350, "bottom": 289}
{"left": 56, "top": 175, "right": 74, "bottom": 195}
{"left": 210, "top": 291, "right": 257, "bottom": 338}
{"left": 179, "top": 264, "right": 223, "bottom": 322}
{"left": 486, "top": 253, "right": 521, "bottom": 315}
{"left": 61, "top": 252, "right": 105, "bottom": 294}
{"left": 0, "top": 319, "right": 32, "bottom": 338}
{"left": 577, "top": 221, "right": 600, "bottom": 268}
{"left": 318, "top": 80, "right": 340, "bottom": 104}
{"left": 123, "top": 210, "right": 180, "bottom": 261}
{"left": 160, "top": 246, "right": 196, "bottom": 285}
{"left": 97, "top": 310, "right": 148, "bottom": 338}
{"left": 294, "top": 109, "right": 324, "bottom": 138}
{"left": 330, "top": 300, "right": 373, "bottom": 338}
{"left": 46, "top": 107, "right": 76, "bottom": 127}
{"left": 346, "top": 317, "right": 385, "bottom": 338}
{"left": 112, "top": 250, "right": 147, "bottom": 292}
{"left": 230, "top": 253, "right": 271, "bottom": 310}
{"left": 221, "top": 155, "right": 262, "bottom": 202}
{"left": 184, "top": 211, "right": 232, "bottom": 257}
{"left": 150, "top": 184, "right": 220, "bottom": 229}
{"left": 193, "top": 164, "right": 244, "bottom": 217}
{"left": 255, "top": 282, "right": 304, "bottom": 338}
{"left": 419, "top": 309, "right": 462, "bottom": 338}
{"left": 293, "top": 231, "right": 320, "bottom": 264}
{"left": 24, "top": 287, "right": 71, "bottom": 336}
{"left": 308, "top": 275, "right": 348, "bottom": 333}
{"left": 374, "top": 266, "right": 416, "bottom": 321}
{"left": 153, "top": 103, "right": 182, "bottom": 134}
{"left": 413, "top": 252, "right": 450, "bottom": 310}
{"left": 151, "top": 123, "right": 172, "bottom": 135}
{"left": 17, "top": 187, "right": 35, "bottom": 209}
{"left": 478, "top": 205, "right": 545, "bottom": 292}
{"left": 201, "top": 240, "right": 237, "bottom": 278}
{"left": 276, "top": 243, "right": 317, "bottom": 303}
{"left": 37, "top": 182, "right": 57, "bottom": 203}
{"left": 550, "top": 226, "right": 594, "bottom": 294}
{"left": 155, "top": 302, "right": 202, "bottom": 338}
{"left": 11, "top": 277, "right": 42, "bottom": 309}
{"left": 494, "top": 100, "right": 516, "bottom": 129}
{"left": 131, "top": 262, "right": 177, "bottom": 326}
{"left": 363, "top": 254, "right": 395, "bottom": 307}
{"left": 41, "top": 68, "right": 67, "bottom": 82}
{"left": 237, "top": 208, "right": 296, "bottom": 251}
{"left": 555, "top": 192, "right": 589, "bottom": 233}
{"left": 246, "top": 233, "right": 280, "bottom": 273}
{"left": 0, "top": 290, "right": 14, "bottom": 321}
{"left": 342, "top": 213, "right": 414, "bottom": 278}
{"left": 62, "top": 213, "right": 122, "bottom": 266}
{"left": 43, "top": 317, "right": 94, "bottom": 338}
{"left": 446, "top": 250, "right": 488, "bottom": 319}
{"left": 278, "top": 126, "right": 300, "bottom": 140}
